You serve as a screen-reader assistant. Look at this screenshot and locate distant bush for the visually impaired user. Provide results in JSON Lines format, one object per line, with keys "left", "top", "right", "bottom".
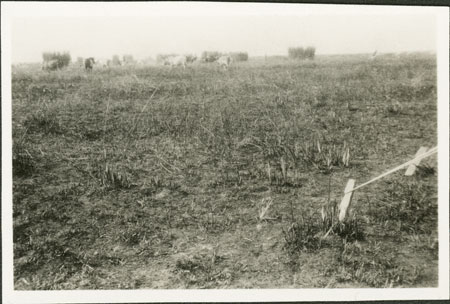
{"left": 230, "top": 52, "right": 249, "bottom": 62}
{"left": 201, "top": 51, "right": 222, "bottom": 62}
{"left": 288, "top": 47, "right": 316, "bottom": 60}
{"left": 305, "top": 47, "right": 316, "bottom": 59}
{"left": 156, "top": 54, "right": 165, "bottom": 64}
{"left": 42, "top": 52, "right": 71, "bottom": 70}
{"left": 122, "top": 54, "right": 136, "bottom": 65}
{"left": 111, "top": 55, "right": 122, "bottom": 66}
{"left": 185, "top": 54, "right": 197, "bottom": 63}
{"left": 156, "top": 54, "right": 177, "bottom": 64}
{"left": 140, "top": 56, "right": 155, "bottom": 65}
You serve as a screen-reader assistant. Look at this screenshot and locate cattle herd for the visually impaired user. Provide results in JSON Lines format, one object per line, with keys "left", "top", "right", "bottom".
{"left": 43, "top": 53, "right": 234, "bottom": 71}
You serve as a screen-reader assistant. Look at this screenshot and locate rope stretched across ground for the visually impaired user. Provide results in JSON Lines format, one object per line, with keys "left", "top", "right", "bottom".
{"left": 345, "top": 146, "right": 437, "bottom": 194}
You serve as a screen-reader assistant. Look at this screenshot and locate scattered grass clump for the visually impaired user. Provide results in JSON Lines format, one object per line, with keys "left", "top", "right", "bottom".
{"left": 386, "top": 99, "right": 403, "bottom": 115}
{"left": 321, "top": 199, "right": 365, "bottom": 242}
{"left": 368, "top": 179, "right": 436, "bottom": 234}
{"left": 27, "top": 84, "right": 59, "bottom": 103}
{"left": 329, "top": 241, "right": 423, "bottom": 287}
{"left": 140, "top": 176, "right": 164, "bottom": 196}
{"left": 174, "top": 250, "right": 231, "bottom": 287}
{"left": 292, "top": 140, "right": 350, "bottom": 173}
{"left": 23, "top": 110, "right": 63, "bottom": 135}
{"left": 333, "top": 216, "right": 365, "bottom": 243}
{"left": 416, "top": 164, "right": 435, "bottom": 178}
{"left": 98, "top": 163, "right": 132, "bottom": 189}
{"left": 282, "top": 215, "right": 322, "bottom": 253}
{"left": 13, "top": 141, "right": 34, "bottom": 177}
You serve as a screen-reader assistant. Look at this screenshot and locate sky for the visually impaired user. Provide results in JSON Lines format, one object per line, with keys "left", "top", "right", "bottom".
{"left": 8, "top": 3, "right": 437, "bottom": 63}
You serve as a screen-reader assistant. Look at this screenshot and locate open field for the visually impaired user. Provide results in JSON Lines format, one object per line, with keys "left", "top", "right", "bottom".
{"left": 11, "top": 54, "right": 438, "bottom": 289}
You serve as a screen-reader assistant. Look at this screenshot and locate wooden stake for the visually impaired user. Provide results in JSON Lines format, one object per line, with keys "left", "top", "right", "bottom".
{"left": 346, "top": 146, "right": 437, "bottom": 194}
{"left": 339, "top": 179, "right": 355, "bottom": 222}
{"left": 280, "top": 157, "right": 287, "bottom": 180}
{"left": 337, "top": 146, "right": 437, "bottom": 222}
{"left": 405, "top": 146, "right": 428, "bottom": 176}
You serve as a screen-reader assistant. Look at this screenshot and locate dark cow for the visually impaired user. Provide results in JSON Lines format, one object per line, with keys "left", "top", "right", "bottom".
{"left": 164, "top": 55, "right": 187, "bottom": 69}
{"left": 186, "top": 54, "right": 197, "bottom": 64}
{"left": 217, "top": 55, "right": 233, "bottom": 70}
{"left": 85, "top": 57, "right": 95, "bottom": 71}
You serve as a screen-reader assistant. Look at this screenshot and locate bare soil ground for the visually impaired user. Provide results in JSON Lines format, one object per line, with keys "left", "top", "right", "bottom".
{"left": 11, "top": 54, "right": 438, "bottom": 289}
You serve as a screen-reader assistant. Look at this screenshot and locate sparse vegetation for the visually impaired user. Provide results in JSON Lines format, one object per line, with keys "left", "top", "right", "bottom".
{"left": 367, "top": 179, "right": 437, "bottom": 234}
{"left": 13, "top": 140, "right": 34, "bottom": 177}
{"left": 185, "top": 54, "right": 197, "bottom": 63}
{"left": 122, "top": 54, "right": 136, "bottom": 65}
{"left": 98, "top": 163, "right": 132, "bottom": 189}
{"left": 156, "top": 53, "right": 179, "bottom": 64}
{"left": 23, "top": 109, "right": 63, "bottom": 135}
{"left": 12, "top": 53, "right": 437, "bottom": 289}
{"left": 325, "top": 240, "right": 424, "bottom": 287}
{"left": 283, "top": 214, "right": 323, "bottom": 253}
{"left": 112, "top": 55, "right": 121, "bottom": 66}
{"left": 174, "top": 249, "right": 231, "bottom": 288}
{"left": 288, "top": 47, "right": 316, "bottom": 60}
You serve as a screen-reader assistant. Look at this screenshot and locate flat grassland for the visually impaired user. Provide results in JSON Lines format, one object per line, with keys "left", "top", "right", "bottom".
{"left": 11, "top": 54, "right": 438, "bottom": 289}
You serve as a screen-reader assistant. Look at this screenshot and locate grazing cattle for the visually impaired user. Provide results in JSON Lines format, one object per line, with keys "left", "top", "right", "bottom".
{"left": 202, "top": 51, "right": 221, "bottom": 63}
{"left": 42, "top": 59, "right": 58, "bottom": 71}
{"left": 165, "top": 55, "right": 187, "bottom": 69}
{"left": 217, "top": 55, "right": 233, "bottom": 69}
{"left": 186, "top": 55, "right": 197, "bottom": 64}
{"left": 85, "top": 57, "right": 95, "bottom": 71}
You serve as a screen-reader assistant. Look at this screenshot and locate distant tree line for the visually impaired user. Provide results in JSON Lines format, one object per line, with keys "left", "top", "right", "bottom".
{"left": 122, "top": 54, "right": 135, "bottom": 65}
{"left": 42, "top": 52, "right": 71, "bottom": 70}
{"left": 288, "top": 47, "right": 316, "bottom": 60}
{"left": 230, "top": 52, "right": 248, "bottom": 62}
{"left": 201, "top": 51, "right": 221, "bottom": 62}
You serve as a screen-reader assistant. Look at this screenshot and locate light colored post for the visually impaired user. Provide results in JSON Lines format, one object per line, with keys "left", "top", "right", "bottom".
{"left": 337, "top": 146, "right": 436, "bottom": 222}
{"left": 267, "top": 163, "right": 271, "bottom": 183}
{"left": 405, "top": 146, "right": 428, "bottom": 176}
{"left": 339, "top": 179, "right": 355, "bottom": 222}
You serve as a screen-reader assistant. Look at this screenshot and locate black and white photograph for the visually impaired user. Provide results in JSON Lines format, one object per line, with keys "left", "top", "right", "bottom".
{"left": 2, "top": 2, "right": 449, "bottom": 303}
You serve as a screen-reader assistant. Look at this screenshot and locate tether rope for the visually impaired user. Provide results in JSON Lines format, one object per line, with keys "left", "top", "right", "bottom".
{"left": 345, "top": 146, "right": 437, "bottom": 194}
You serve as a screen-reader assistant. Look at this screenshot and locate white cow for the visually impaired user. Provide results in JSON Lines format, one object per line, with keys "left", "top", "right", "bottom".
{"left": 42, "top": 59, "right": 59, "bottom": 71}
{"left": 96, "top": 58, "right": 108, "bottom": 68}
{"left": 165, "top": 55, "right": 187, "bottom": 69}
{"left": 217, "top": 55, "right": 233, "bottom": 70}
